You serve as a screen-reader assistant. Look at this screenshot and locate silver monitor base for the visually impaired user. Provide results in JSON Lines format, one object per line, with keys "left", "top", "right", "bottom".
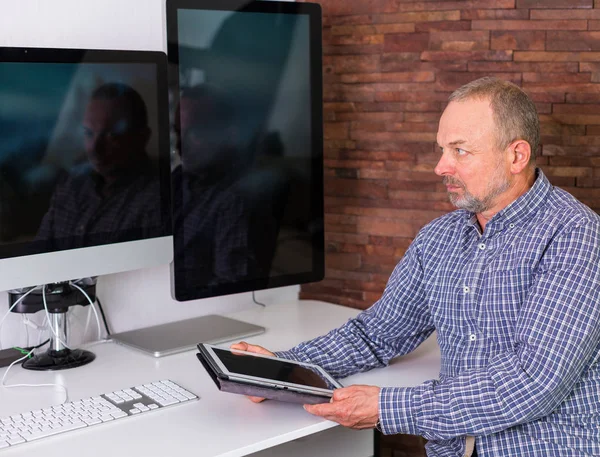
{"left": 111, "top": 315, "right": 265, "bottom": 357}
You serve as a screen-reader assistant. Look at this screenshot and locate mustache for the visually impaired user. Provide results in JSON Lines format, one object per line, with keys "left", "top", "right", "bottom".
{"left": 443, "top": 177, "right": 464, "bottom": 188}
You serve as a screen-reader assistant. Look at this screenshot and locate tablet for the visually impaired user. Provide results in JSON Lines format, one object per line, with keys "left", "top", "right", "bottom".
{"left": 197, "top": 343, "right": 343, "bottom": 404}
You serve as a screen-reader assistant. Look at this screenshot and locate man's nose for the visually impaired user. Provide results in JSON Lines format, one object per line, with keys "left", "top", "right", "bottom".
{"left": 434, "top": 150, "right": 453, "bottom": 177}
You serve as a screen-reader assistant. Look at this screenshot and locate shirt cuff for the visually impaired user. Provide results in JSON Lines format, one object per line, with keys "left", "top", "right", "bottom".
{"left": 379, "top": 386, "right": 419, "bottom": 436}
{"left": 273, "top": 349, "right": 307, "bottom": 363}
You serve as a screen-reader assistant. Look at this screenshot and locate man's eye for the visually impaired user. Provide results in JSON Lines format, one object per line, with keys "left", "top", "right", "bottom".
{"left": 456, "top": 148, "right": 467, "bottom": 156}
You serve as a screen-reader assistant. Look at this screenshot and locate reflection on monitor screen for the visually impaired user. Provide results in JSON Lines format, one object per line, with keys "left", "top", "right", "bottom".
{"left": 0, "top": 48, "right": 172, "bottom": 292}
{"left": 168, "top": 0, "right": 324, "bottom": 300}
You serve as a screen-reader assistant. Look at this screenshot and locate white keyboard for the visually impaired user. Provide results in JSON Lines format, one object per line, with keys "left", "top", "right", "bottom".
{"left": 0, "top": 379, "right": 198, "bottom": 449}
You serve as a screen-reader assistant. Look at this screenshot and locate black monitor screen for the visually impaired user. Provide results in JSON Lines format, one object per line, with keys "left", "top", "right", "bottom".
{"left": 167, "top": 0, "right": 324, "bottom": 300}
{"left": 0, "top": 48, "right": 171, "bottom": 260}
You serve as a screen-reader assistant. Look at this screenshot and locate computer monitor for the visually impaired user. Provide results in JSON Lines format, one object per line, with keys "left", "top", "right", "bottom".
{"left": 167, "top": 0, "right": 324, "bottom": 301}
{"left": 0, "top": 47, "right": 172, "bottom": 368}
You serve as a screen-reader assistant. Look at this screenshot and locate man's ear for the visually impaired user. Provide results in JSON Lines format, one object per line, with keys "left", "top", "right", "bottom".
{"left": 508, "top": 140, "right": 531, "bottom": 175}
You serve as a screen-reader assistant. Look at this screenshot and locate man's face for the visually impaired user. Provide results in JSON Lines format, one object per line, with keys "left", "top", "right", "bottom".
{"left": 176, "top": 96, "right": 234, "bottom": 173}
{"left": 82, "top": 98, "right": 148, "bottom": 177}
{"left": 435, "top": 98, "right": 512, "bottom": 214}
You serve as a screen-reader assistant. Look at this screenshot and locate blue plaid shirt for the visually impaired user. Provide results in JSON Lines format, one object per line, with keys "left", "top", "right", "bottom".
{"left": 278, "top": 169, "right": 600, "bottom": 457}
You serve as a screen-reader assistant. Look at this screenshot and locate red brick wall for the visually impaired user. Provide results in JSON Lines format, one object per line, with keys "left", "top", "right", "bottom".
{"left": 299, "top": 0, "right": 600, "bottom": 310}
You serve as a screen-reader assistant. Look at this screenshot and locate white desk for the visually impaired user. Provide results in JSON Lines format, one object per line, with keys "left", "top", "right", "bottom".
{"left": 0, "top": 300, "right": 441, "bottom": 457}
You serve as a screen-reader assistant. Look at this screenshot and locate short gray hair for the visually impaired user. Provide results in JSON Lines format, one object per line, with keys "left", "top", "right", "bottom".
{"left": 448, "top": 77, "right": 539, "bottom": 164}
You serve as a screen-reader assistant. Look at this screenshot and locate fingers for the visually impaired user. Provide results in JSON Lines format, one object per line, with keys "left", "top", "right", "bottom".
{"left": 230, "top": 341, "right": 275, "bottom": 357}
{"left": 248, "top": 396, "right": 266, "bottom": 403}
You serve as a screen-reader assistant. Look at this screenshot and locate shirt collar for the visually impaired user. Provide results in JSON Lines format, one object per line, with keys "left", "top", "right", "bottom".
{"left": 464, "top": 168, "right": 552, "bottom": 236}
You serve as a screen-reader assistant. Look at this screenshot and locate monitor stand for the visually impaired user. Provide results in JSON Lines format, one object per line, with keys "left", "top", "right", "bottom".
{"left": 110, "top": 315, "right": 265, "bottom": 357}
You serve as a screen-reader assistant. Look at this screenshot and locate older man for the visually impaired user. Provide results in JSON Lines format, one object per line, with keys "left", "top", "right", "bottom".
{"left": 233, "top": 77, "right": 600, "bottom": 457}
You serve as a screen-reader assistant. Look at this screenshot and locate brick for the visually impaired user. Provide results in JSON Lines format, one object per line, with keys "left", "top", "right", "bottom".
{"left": 389, "top": 190, "right": 450, "bottom": 201}
{"left": 324, "top": 85, "right": 375, "bottom": 102}
{"left": 576, "top": 177, "right": 600, "bottom": 187}
{"left": 566, "top": 92, "right": 600, "bottom": 103}
{"left": 547, "top": 31, "right": 600, "bottom": 51}
{"left": 320, "top": 0, "right": 399, "bottom": 16}
{"left": 405, "top": 112, "right": 441, "bottom": 123}
{"left": 384, "top": 33, "right": 430, "bottom": 52}
{"left": 327, "top": 15, "right": 375, "bottom": 26}
{"left": 326, "top": 178, "right": 388, "bottom": 199}
{"left": 461, "top": 9, "right": 529, "bottom": 20}
{"left": 325, "top": 159, "right": 386, "bottom": 170}
{"left": 326, "top": 252, "right": 362, "bottom": 270}
{"left": 337, "top": 112, "right": 404, "bottom": 122}
{"left": 523, "top": 73, "right": 591, "bottom": 83}
{"left": 543, "top": 166, "right": 593, "bottom": 177}
{"left": 324, "top": 122, "right": 350, "bottom": 140}
{"left": 540, "top": 122, "right": 586, "bottom": 136}
{"left": 524, "top": 83, "right": 600, "bottom": 94}
{"left": 395, "top": 0, "right": 515, "bottom": 12}
{"left": 472, "top": 20, "right": 587, "bottom": 31}
{"left": 516, "top": 52, "right": 600, "bottom": 62}
{"left": 421, "top": 50, "right": 513, "bottom": 61}
{"left": 551, "top": 114, "right": 600, "bottom": 124}
{"left": 360, "top": 170, "right": 442, "bottom": 181}
{"left": 589, "top": 21, "right": 600, "bottom": 31}
{"left": 331, "top": 55, "right": 380, "bottom": 74}
{"left": 324, "top": 44, "right": 384, "bottom": 56}
{"left": 350, "top": 131, "right": 438, "bottom": 142}
{"left": 339, "top": 71, "right": 435, "bottom": 84}
{"left": 468, "top": 61, "right": 579, "bottom": 73}
{"left": 549, "top": 157, "right": 595, "bottom": 167}
{"left": 542, "top": 144, "right": 600, "bottom": 156}
{"left": 587, "top": 125, "right": 600, "bottom": 134}
{"left": 530, "top": 9, "right": 600, "bottom": 20}
{"left": 382, "top": 54, "right": 467, "bottom": 72}
{"left": 491, "top": 31, "right": 545, "bottom": 50}
{"left": 356, "top": 217, "right": 417, "bottom": 237}
{"left": 331, "top": 24, "right": 415, "bottom": 36}
{"left": 553, "top": 104, "right": 600, "bottom": 114}
{"left": 528, "top": 92, "right": 566, "bottom": 103}
{"left": 429, "top": 31, "right": 490, "bottom": 51}
{"left": 567, "top": 135, "right": 600, "bottom": 145}
{"left": 333, "top": 168, "right": 359, "bottom": 179}
{"left": 436, "top": 71, "right": 521, "bottom": 91}
{"left": 324, "top": 102, "right": 356, "bottom": 112}
{"left": 386, "top": 121, "right": 439, "bottom": 132}
{"left": 516, "top": 0, "right": 592, "bottom": 7}
{"left": 330, "top": 34, "right": 385, "bottom": 46}
{"left": 354, "top": 141, "right": 434, "bottom": 154}
{"left": 372, "top": 11, "right": 461, "bottom": 23}
{"left": 324, "top": 140, "right": 356, "bottom": 150}
{"left": 415, "top": 21, "right": 472, "bottom": 32}
{"left": 535, "top": 103, "right": 552, "bottom": 114}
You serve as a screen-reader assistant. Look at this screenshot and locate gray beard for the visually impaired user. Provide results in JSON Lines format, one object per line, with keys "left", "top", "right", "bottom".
{"left": 447, "top": 176, "right": 511, "bottom": 213}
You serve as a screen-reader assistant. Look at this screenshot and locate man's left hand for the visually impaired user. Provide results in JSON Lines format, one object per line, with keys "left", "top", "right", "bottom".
{"left": 304, "top": 384, "right": 380, "bottom": 430}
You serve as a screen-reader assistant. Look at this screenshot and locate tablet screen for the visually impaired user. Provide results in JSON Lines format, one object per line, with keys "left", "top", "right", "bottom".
{"left": 213, "top": 348, "right": 337, "bottom": 390}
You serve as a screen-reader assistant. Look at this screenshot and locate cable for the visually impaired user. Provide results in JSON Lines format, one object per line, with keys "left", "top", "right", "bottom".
{"left": 0, "top": 286, "right": 38, "bottom": 350}
{"left": 69, "top": 281, "right": 103, "bottom": 341}
{"left": 95, "top": 298, "right": 111, "bottom": 337}
{"left": 1, "top": 347, "right": 69, "bottom": 404}
{"left": 22, "top": 315, "right": 30, "bottom": 348}
{"left": 252, "top": 291, "right": 266, "bottom": 308}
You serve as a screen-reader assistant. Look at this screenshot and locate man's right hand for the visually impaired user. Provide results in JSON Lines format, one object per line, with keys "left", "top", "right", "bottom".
{"left": 229, "top": 341, "right": 275, "bottom": 403}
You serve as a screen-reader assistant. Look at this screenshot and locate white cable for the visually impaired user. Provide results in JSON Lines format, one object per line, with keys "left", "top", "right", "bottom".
{"left": 22, "top": 315, "right": 30, "bottom": 348}
{"left": 42, "top": 286, "right": 71, "bottom": 350}
{"left": 0, "top": 287, "right": 38, "bottom": 350}
{"left": 1, "top": 348, "right": 69, "bottom": 403}
{"left": 69, "top": 281, "right": 102, "bottom": 341}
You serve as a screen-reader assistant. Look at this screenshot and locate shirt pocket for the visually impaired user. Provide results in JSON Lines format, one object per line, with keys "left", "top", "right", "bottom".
{"left": 477, "top": 266, "right": 534, "bottom": 348}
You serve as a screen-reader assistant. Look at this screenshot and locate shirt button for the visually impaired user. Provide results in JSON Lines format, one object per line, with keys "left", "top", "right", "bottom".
{"left": 509, "top": 223, "right": 515, "bottom": 229}
{"left": 478, "top": 243, "right": 486, "bottom": 250}
{"left": 463, "top": 286, "right": 470, "bottom": 293}
{"left": 469, "top": 334, "right": 477, "bottom": 341}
